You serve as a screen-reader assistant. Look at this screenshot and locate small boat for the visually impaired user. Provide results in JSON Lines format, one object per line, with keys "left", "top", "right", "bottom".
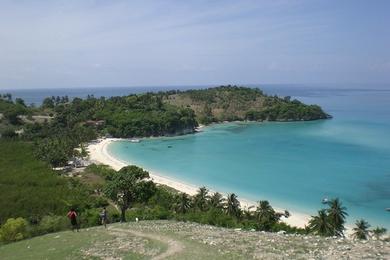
{"left": 385, "top": 208, "right": 390, "bottom": 212}
{"left": 168, "top": 145, "right": 172, "bottom": 148}
{"left": 322, "top": 198, "right": 329, "bottom": 204}
{"left": 130, "top": 139, "right": 140, "bottom": 143}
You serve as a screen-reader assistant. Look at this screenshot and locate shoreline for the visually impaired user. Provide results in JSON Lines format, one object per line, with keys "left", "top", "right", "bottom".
{"left": 87, "top": 138, "right": 311, "bottom": 228}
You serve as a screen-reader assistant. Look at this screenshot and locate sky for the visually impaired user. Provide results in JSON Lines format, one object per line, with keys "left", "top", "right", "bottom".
{"left": 0, "top": 0, "right": 389, "bottom": 89}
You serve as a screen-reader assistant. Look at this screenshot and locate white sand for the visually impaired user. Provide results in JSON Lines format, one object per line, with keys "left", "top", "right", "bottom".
{"left": 87, "top": 138, "right": 311, "bottom": 228}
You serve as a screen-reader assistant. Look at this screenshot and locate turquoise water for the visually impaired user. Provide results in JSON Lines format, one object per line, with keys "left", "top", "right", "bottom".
{"left": 108, "top": 88, "right": 390, "bottom": 228}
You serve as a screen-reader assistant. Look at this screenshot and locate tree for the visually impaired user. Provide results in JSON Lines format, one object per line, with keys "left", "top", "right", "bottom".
{"left": 352, "top": 219, "right": 370, "bottom": 240}
{"left": 225, "top": 193, "right": 241, "bottom": 219}
{"left": 104, "top": 166, "right": 155, "bottom": 222}
{"left": 42, "top": 97, "right": 55, "bottom": 109}
{"left": 3, "top": 109, "right": 20, "bottom": 125}
{"left": 243, "top": 206, "right": 255, "bottom": 219}
{"left": 371, "top": 227, "right": 387, "bottom": 240}
{"left": 175, "top": 193, "right": 192, "bottom": 214}
{"left": 15, "top": 98, "right": 26, "bottom": 107}
{"left": 209, "top": 192, "right": 225, "bottom": 210}
{"left": 193, "top": 187, "right": 210, "bottom": 212}
{"left": 255, "top": 200, "right": 278, "bottom": 230}
{"left": 308, "top": 209, "right": 333, "bottom": 236}
{"left": 35, "top": 138, "right": 71, "bottom": 167}
{"left": 327, "top": 198, "right": 348, "bottom": 236}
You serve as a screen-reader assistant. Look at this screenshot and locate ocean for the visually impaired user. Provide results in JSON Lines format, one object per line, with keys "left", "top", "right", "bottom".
{"left": 3, "top": 84, "right": 390, "bottom": 228}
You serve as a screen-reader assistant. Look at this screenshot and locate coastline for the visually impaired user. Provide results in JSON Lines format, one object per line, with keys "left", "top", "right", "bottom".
{"left": 87, "top": 138, "right": 311, "bottom": 228}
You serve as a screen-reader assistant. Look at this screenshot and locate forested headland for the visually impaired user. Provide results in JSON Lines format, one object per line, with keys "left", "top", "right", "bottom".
{"left": 0, "top": 86, "right": 330, "bottom": 167}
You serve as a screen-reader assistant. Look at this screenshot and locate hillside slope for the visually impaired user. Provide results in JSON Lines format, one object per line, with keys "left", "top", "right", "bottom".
{"left": 164, "top": 86, "right": 331, "bottom": 124}
{"left": 1, "top": 220, "right": 388, "bottom": 259}
{"left": 0, "top": 141, "right": 92, "bottom": 223}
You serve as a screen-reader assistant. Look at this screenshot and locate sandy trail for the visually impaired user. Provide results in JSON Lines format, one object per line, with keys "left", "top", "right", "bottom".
{"left": 109, "top": 227, "right": 184, "bottom": 260}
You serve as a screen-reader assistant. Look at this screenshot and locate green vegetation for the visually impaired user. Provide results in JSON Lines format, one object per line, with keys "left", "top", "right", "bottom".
{"left": 104, "top": 166, "right": 156, "bottom": 222}
{"left": 308, "top": 198, "right": 348, "bottom": 237}
{"left": 0, "top": 228, "right": 121, "bottom": 259}
{"left": 372, "top": 226, "right": 387, "bottom": 240}
{"left": 0, "top": 141, "right": 116, "bottom": 243}
{"left": 0, "top": 218, "right": 28, "bottom": 243}
{"left": 0, "top": 87, "right": 347, "bottom": 249}
{"left": 165, "top": 86, "right": 330, "bottom": 123}
{"left": 0, "top": 141, "right": 93, "bottom": 223}
{"left": 352, "top": 219, "right": 370, "bottom": 240}
{"left": 1, "top": 86, "right": 330, "bottom": 167}
{"left": 119, "top": 184, "right": 303, "bottom": 234}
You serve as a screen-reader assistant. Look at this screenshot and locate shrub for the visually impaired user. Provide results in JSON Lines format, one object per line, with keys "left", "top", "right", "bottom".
{"left": 126, "top": 206, "right": 173, "bottom": 221}
{"left": 79, "top": 208, "right": 101, "bottom": 228}
{"left": 92, "top": 196, "right": 109, "bottom": 208}
{"left": 37, "top": 215, "right": 69, "bottom": 234}
{"left": 176, "top": 209, "right": 238, "bottom": 228}
{"left": 1, "top": 128, "right": 17, "bottom": 139}
{"left": 0, "top": 218, "right": 28, "bottom": 243}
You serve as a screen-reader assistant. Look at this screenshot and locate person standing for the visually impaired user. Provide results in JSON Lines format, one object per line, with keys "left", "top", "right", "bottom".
{"left": 100, "top": 207, "right": 108, "bottom": 228}
{"left": 67, "top": 208, "right": 79, "bottom": 232}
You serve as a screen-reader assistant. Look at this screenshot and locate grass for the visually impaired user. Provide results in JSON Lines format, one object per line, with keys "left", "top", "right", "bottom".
{"left": 0, "top": 220, "right": 388, "bottom": 259}
{"left": 0, "top": 222, "right": 235, "bottom": 260}
{"left": 0, "top": 227, "right": 113, "bottom": 259}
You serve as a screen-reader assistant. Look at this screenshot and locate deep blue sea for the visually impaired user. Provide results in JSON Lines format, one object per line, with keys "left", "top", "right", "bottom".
{"left": 3, "top": 84, "right": 390, "bottom": 228}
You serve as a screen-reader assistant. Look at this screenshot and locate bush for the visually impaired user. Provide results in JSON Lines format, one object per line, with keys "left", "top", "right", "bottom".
{"left": 79, "top": 208, "right": 101, "bottom": 228}
{"left": 84, "top": 164, "right": 116, "bottom": 180}
{"left": 37, "top": 215, "right": 69, "bottom": 235}
{"left": 1, "top": 128, "right": 17, "bottom": 139}
{"left": 176, "top": 209, "right": 238, "bottom": 228}
{"left": 110, "top": 212, "right": 121, "bottom": 223}
{"left": 0, "top": 218, "right": 28, "bottom": 243}
{"left": 126, "top": 206, "right": 173, "bottom": 221}
{"left": 92, "top": 196, "right": 109, "bottom": 208}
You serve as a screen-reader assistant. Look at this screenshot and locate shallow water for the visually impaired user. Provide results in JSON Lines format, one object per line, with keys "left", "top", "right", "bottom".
{"left": 108, "top": 87, "right": 390, "bottom": 228}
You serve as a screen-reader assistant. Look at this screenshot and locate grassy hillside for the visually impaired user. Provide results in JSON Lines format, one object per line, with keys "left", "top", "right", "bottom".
{"left": 164, "top": 86, "right": 330, "bottom": 124}
{"left": 0, "top": 141, "right": 92, "bottom": 223}
{"left": 0, "top": 221, "right": 388, "bottom": 259}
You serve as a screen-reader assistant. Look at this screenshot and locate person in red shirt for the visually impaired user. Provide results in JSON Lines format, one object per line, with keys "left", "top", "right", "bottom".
{"left": 67, "top": 208, "right": 79, "bottom": 232}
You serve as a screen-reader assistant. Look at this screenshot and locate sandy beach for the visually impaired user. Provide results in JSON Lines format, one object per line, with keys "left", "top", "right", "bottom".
{"left": 87, "top": 138, "right": 313, "bottom": 228}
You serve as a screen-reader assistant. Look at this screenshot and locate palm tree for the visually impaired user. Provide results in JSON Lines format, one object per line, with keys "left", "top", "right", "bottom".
{"left": 175, "top": 193, "right": 192, "bottom": 214}
{"left": 255, "top": 200, "right": 276, "bottom": 222}
{"left": 243, "top": 206, "right": 255, "bottom": 219}
{"left": 225, "top": 193, "right": 241, "bottom": 218}
{"left": 209, "top": 192, "right": 225, "bottom": 210}
{"left": 327, "top": 198, "right": 348, "bottom": 236}
{"left": 308, "top": 209, "right": 333, "bottom": 236}
{"left": 193, "top": 187, "right": 209, "bottom": 212}
{"left": 371, "top": 226, "right": 387, "bottom": 240}
{"left": 255, "top": 200, "right": 278, "bottom": 231}
{"left": 352, "top": 219, "right": 370, "bottom": 240}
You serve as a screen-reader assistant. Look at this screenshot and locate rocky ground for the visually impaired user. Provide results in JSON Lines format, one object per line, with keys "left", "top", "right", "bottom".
{"left": 84, "top": 220, "right": 389, "bottom": 259}
{"left": 1, "top": 220, "right": 389, "bottom": 259}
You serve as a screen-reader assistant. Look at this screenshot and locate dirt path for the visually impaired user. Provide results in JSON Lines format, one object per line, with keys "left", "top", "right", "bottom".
{"left": 109, "top": 227, "right": 184, "bottom": 260}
